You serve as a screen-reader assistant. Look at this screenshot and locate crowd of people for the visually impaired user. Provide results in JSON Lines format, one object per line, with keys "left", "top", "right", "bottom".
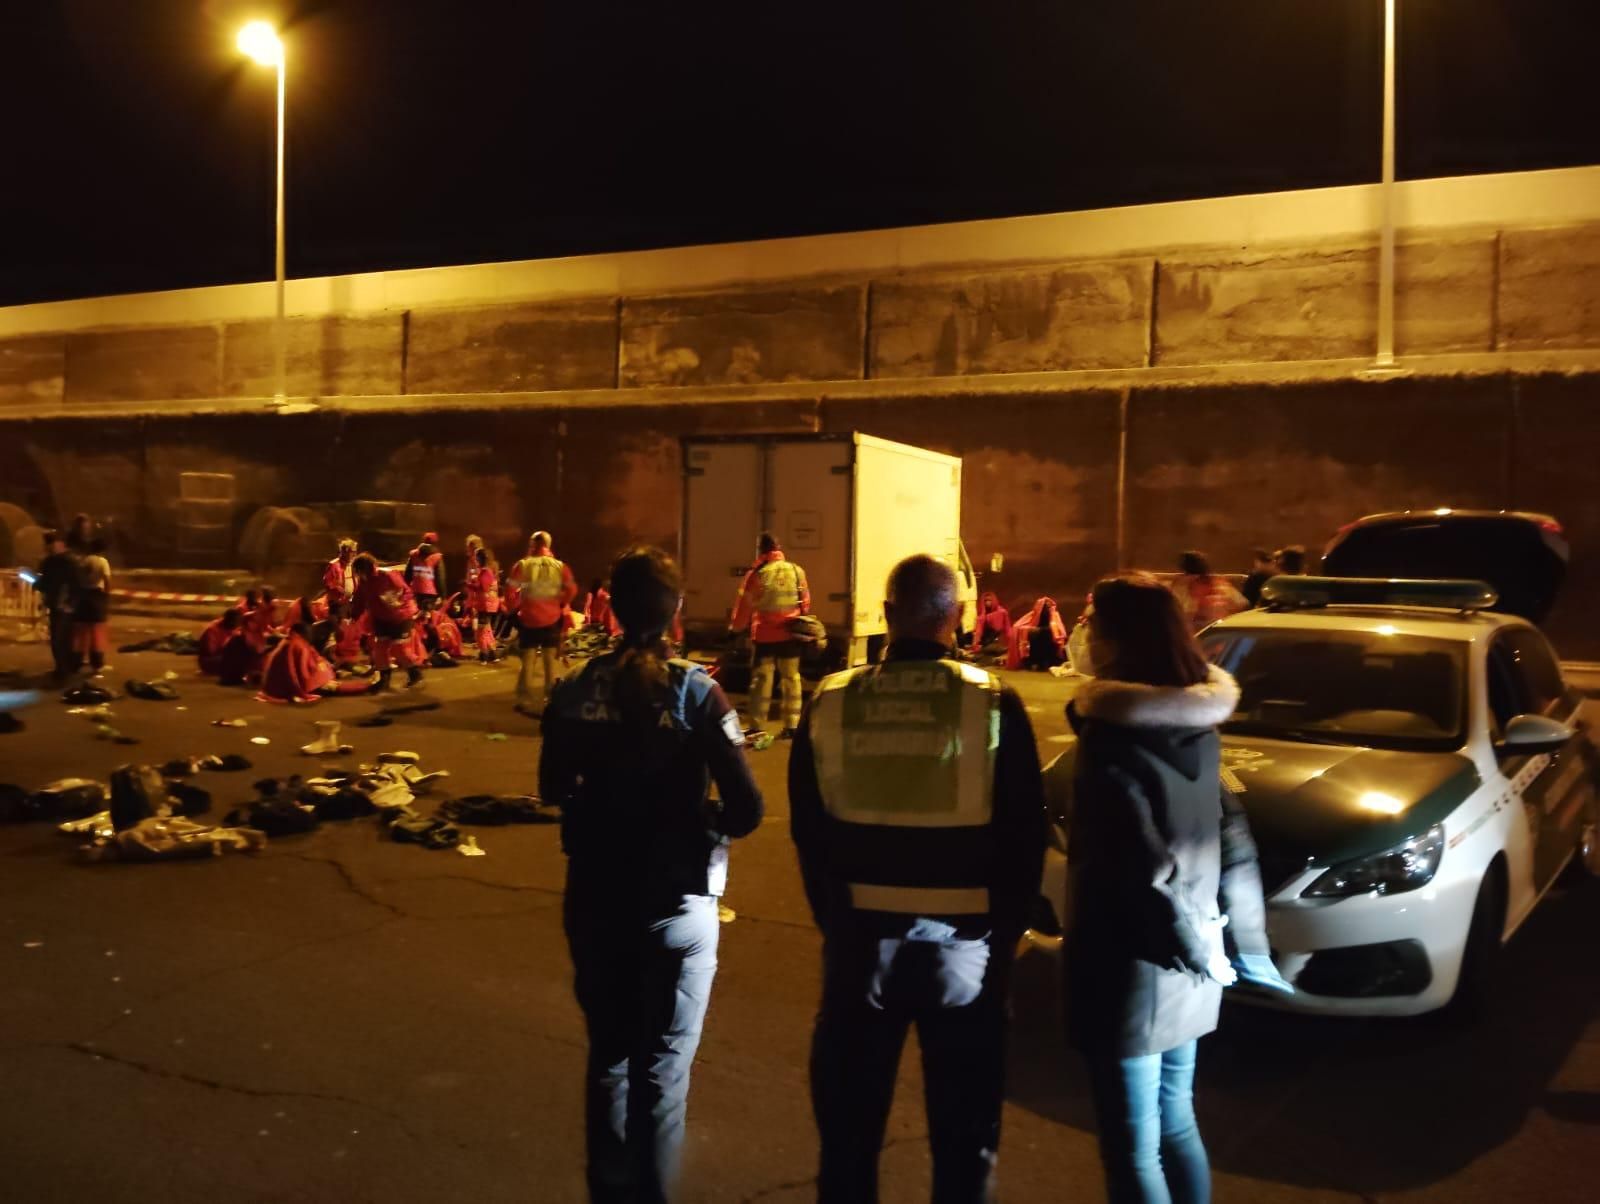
{"left": 30, "top": 518, "right": 1290, "bottom": 1203}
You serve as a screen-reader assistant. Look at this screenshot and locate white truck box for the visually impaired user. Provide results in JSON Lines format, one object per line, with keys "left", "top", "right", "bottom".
{"left": 681, "top": 433, "right": 974, "bottom": 665}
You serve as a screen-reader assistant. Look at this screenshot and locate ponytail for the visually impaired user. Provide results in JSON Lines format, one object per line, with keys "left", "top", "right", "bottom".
{"left": 608, "top": 546, "right": 684, "bottom": 730}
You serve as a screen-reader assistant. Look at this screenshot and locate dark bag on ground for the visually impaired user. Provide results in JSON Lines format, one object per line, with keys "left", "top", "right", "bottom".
{"left": 109, "top": 765, "right": 169, "bottom": 831}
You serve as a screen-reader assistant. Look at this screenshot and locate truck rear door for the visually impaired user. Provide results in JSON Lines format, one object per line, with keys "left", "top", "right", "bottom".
{"left": 767, "top": 439, "right": 853, "bottom": 631}
{"left": 682, "top": 442, "right": 763, "bottom": 630}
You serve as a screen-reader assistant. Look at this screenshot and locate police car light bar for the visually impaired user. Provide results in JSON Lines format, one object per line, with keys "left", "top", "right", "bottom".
{"left": 1261, "top": 576, "right": 1498, "bottom": 612}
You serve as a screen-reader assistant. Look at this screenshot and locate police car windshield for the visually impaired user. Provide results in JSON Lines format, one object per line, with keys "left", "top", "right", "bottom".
{"left": 1202, "top": 628, "right": 1467, "bottom": 753}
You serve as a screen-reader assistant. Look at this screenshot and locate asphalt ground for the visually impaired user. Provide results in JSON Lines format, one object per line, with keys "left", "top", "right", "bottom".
{"left": 1, "top": 620, "right": 1598, "bottom": 1203}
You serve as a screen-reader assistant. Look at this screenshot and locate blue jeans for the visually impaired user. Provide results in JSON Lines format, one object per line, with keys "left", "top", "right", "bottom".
{"left": 811, "top": 922, "right": 1010, "bottom": 1203}
{"left": 1084, "top": 1041, "right": 1209, "bottom": 1204}
{"left": 565, "top": 890, "right": 720, "bottom": 1204}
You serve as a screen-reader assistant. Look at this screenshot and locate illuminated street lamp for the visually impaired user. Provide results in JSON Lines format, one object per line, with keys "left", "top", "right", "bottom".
{"left": 1376, "top": 0, "right": 1397, "bottom": 368}
{"left": 237, "top": 20, "right": 287, "bottom": 402}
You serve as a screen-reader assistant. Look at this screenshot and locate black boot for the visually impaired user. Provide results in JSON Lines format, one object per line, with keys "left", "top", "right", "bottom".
{"left": 405, "top": 666, "right": 424, "bottom": 689}
{"left": 373, "top": 669, "right": 394, "bottom": 693}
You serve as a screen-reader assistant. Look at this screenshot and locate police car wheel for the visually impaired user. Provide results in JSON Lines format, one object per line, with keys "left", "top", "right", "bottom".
{"left": 1446, "top": 864, "right": 1506, "bottom": 1021}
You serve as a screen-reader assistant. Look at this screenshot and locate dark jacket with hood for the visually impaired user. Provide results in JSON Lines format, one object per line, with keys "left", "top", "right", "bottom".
{"left": 1062, "top": 665, "right": 1270, "bottom": 1057}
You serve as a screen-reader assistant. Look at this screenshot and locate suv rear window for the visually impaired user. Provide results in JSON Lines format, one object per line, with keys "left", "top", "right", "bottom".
{"left": 1204, "top": 628, "right": 1467, "bottom": 752}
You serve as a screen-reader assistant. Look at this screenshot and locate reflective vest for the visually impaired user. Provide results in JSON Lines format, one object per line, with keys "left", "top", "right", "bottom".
{"left": 515, "top": 555, "right": 566, "bottom": 600}
{"left": 754, "top": 559, "right": 803, "bottom": 613}
{"left": 408, "top": 551, "right": 441, "bottom": 595}
{"left": 809, "top": 657, "right": 1001, "bottom": 916}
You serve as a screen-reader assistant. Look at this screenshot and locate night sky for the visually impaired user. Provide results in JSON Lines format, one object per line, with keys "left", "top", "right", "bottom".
{"left": 3, "top": 0, "right": 1596, "bottom": 308}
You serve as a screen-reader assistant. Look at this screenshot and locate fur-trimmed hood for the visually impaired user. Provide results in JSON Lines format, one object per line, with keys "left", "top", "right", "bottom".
{"left": 1073, "top": 664, "right": 1239, "bottom": 730}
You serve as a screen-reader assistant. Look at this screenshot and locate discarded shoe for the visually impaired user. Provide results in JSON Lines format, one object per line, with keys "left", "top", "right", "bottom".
{"left": 300, "top": 720, "right": 353, "bottom": 757}
{"left": 429, "top": 651, "right": 457, "bottom": 669}
{"left": 456, "top": 835, "right": 486, "bottom": 857}
{"left": 159, "top": 757, "right": 200, "bottom": 779}
{"left": 63, "top": 684, "right": 115, "bottom": 706}
{"left": 211, "top": 718, "right": 249, "bottom": 728}
{"left": 124, "top": 680, "right": 179, "bottom": 702}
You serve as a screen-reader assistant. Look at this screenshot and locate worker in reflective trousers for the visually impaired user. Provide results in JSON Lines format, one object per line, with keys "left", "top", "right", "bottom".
{"left": 790, "top": 554, "right": 1047, "bottom": 1203}
{"left": 541, "top": 546, "right": 764, "bottom": 1204}
{"left": 508, "top": 529, "right": 578, "bottom": 714}
{"left": 731, "top": 531, "right": 810, "bottom": 738}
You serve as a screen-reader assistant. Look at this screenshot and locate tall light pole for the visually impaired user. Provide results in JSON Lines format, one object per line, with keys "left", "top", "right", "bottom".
{"left": 237, "top": 21, "right": 287, "bottom": 402}
{"left": 1375, "top": 0, "right": 1397, "bottom": 368}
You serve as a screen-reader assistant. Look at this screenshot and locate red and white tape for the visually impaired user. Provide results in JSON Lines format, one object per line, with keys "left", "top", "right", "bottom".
{"left": 111, "top": 589, "right": 235, "bottom": 604}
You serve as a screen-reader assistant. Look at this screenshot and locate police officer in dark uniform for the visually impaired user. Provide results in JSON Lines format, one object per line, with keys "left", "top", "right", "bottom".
{"left": 790, "top": 553, "right": 1047, "bottom": 1203}
{"left": 540, "top": 546, "right": 764, "bottom": 1204}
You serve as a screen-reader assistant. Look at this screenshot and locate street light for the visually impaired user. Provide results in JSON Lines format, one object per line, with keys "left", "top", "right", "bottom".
{"left": 1375, "top": 0, "right": 1397, "bottom": 368}
{"left": 237, "top": 20, "right": 287, "bottom": 402}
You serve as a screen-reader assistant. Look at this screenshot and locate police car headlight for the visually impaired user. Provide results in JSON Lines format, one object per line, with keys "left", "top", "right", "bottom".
{"left": 1303, "top": 825, "right": 1445, "bottom": 898}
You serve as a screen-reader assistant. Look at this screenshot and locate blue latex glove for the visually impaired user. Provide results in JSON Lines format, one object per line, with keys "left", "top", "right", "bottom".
{"left": 1234, "top": 953, "right": 1294, "bottom": 996}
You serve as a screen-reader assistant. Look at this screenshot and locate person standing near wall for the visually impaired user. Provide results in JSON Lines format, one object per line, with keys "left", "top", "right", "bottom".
{"left": 349, "top": 553, "right": 425, "bottom": 691}
{"left": 790, "top": 554, "right": 1047, "bottom": 1202}
{"left": 322, "top": 539, "right": 358, "bottom": 620}
{"left": 540, "top": 546, "right": 763, "bottom": 1204}
{"left": 1171, "top": 551, "right": 1246, "bottom": 633}
{"left": 730, "top": 532, "right": 809, "bottom": 739}
{"left": 405, "top": 532, "right": 446, "bottom": 613}
{"left": 508, "top": 530, "right": 578, "bottom": 715}
{"left": 1065, "top": 573, "right": 1287, "bottom": 1204}
{"left": 72, "top": 538, "right": 113, "bottom": 677}
{"left": 34, "top": 530, "right": 80, "bottom": 678}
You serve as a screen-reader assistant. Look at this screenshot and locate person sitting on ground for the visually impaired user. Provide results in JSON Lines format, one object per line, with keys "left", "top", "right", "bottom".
{"left": 1007, "top": 596, "right": 1068, "bottom": 670}
{"left": 198, "top": 608, "right": 244, "bottom": 677}
{"left": 584, "top": 578, "right": 620, "bottom": 637}
{"left": 1171, "top": 551, "right": 1246, "bottom": 633}
{"left": 1240, "top": 547, "right": 1276, "bottom": 608}
{"left": 427, "top": 603, "right": 465, "bottom": 660}
{"left": 1025, "top": 600, "right": 1067, "bottom": 670}
{"left": 256, "top": 622, "right": 338, "bottom": 704}
{"left": 971, "top": 590, "right": 1012, "bottom": 651}
{"left": 217, "top": 622, "right": 264, "bottom": 687}
{"left": 242, "top": 586, "right": 283, "bottom": 646}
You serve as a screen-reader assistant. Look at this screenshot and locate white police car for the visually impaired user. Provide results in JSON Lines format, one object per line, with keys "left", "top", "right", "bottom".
{"left": 1038, "top": 512, "right": 1600, "bottom": 1016}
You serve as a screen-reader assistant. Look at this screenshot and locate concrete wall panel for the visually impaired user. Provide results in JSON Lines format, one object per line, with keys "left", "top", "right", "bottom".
{"left": 221, "top": 315, "right": 405, "bottom": 398}
{"left": 1155, "top": 238, "right": 1495, "bottom": 366}
{"left": 819, "top": 391, "right": 1122, "bottom": 618}
{"left": 405, "top": 300, "right": 619, "bottom": 394}
{"left": 63, "top": 325, "right": 221, "bottom": 402}
{"left": 1122, "top": 378, "right": 1512, "bottom": 575}
{"left": 869, "top": 259, "right": 1152, "bottom": 378}
{"left": 1499, "top": 224, "right": 1600, "bottom": 351}
{"left": 620, "top": 284, "right": 864, "bottom": 388}
{"left": 0, "top": 335, "right": 65, "bottom": 407}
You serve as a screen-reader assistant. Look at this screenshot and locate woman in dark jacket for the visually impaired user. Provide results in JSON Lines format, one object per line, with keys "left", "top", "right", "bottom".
{"left": 1063, "top": 573, "right": 1288, "bottom": 1204}
{"left": 540, "top": 547, "right": 763, "bottom": 1204}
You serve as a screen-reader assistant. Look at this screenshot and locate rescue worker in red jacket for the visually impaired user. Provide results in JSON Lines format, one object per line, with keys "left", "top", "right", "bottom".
{"left": 349, "top": 553, "right": 425, "bottom": 691}
{"left": 507, "top": 530, "right": 577, "bottom": 714}
{"left": 465, "top": 545, "right": 503, "bottom": 661}
{"left": 730, "top": 532, "right": 810, "bottom": 738}
{"left": 405, "top": 532, "right": 446, "bottom": 613}
{"left": 322, "top": 539, "right": 358, "bottom": 619}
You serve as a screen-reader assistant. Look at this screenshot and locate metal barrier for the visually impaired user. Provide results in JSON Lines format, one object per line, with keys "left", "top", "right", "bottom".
{"left": 0, "top": 568, "right": 44, "bottom": 634}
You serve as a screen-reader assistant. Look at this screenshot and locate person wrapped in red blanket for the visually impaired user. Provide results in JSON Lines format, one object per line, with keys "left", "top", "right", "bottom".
{"left": 1006, "top": 596, "right": 1068, "bottom": 670}
{"left": 256, "top": 625, "right": 336, "bottom": 704}
{"left": 198, "top": 608, "right": 244, "bottom": 677}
